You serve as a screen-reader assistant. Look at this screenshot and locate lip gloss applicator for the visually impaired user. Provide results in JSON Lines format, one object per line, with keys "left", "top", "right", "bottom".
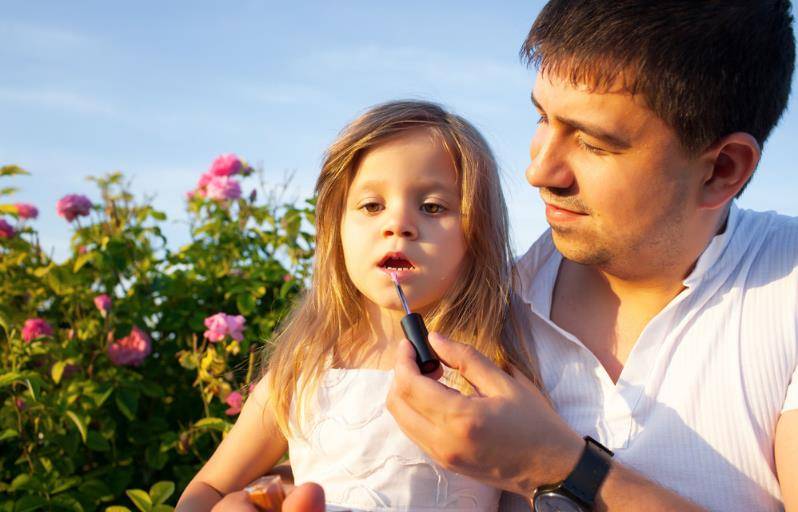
{"left": 389, "top": 271, "right": 440, "bottom": 374}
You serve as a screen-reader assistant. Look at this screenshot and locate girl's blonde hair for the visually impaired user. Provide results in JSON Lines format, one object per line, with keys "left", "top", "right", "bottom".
{"left": 265, "top": 100, "right": 542, "bottom": 435}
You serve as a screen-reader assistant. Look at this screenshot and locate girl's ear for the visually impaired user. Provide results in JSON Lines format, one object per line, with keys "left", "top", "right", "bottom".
{"left": 698, "top": 132, "right": 760, "bottom": 210}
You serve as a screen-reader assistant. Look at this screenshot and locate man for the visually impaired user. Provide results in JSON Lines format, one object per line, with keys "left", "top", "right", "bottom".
{"left": 216, "top": 1, "right": 796, "bottom": 510}
{"left": 387, "top": 1, "right": 798, "bottom": 511}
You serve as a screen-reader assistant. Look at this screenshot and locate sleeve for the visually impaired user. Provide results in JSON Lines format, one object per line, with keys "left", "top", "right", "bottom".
{"left": 783, "top": 363, "right": 798, "bottom": 413}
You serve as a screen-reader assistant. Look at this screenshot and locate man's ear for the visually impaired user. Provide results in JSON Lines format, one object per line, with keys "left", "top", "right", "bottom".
{"left": 698, "top": 132, "right": 761, "bottom": 210}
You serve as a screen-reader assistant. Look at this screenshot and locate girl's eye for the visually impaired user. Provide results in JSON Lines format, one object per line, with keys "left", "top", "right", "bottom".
{"left": 420, "top": 202, "right": 446, "bottom": 214}
{"left": 576, "top": 135, "right": 606, "bottom": 155}
{"left": 360, "top": 202, "right": 383, "bottom": 213}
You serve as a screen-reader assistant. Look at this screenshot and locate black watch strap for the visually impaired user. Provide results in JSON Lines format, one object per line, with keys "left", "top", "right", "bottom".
{"left": 561, "top": 436, "right": 614, "bottom": 508}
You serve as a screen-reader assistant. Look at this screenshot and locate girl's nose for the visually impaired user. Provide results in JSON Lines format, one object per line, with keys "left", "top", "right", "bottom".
{"left": 382, "top": 211, "right": 418, "bottom": 240}
{"left": 525, "top": 125, "right": 575, "bottom": 190}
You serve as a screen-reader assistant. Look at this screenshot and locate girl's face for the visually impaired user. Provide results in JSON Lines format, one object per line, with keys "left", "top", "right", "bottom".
{"left": 340, "top": 128, "right": 467, "bottom": 313}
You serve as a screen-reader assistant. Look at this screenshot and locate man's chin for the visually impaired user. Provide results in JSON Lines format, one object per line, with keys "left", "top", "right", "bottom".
{"left": 550, "top": 229, "right": 611, "bottom": 267}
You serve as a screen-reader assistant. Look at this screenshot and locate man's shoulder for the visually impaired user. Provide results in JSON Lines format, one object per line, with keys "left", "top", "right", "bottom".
{"left": 735, "top": 207, "right": 798, "bottom": 266}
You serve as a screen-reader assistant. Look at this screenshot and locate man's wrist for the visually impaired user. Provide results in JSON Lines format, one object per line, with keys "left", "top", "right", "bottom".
{"left": 518, "top": 431, "right": 584, "bottom": 496}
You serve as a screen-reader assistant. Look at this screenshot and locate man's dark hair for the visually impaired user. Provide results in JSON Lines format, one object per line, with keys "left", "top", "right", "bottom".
{"left": 521, "top": 0, "right": 795, "bottom": 180}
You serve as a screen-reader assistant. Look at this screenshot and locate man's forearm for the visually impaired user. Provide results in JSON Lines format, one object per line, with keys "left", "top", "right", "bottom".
{"left": 595, "top": 461, "right": 706, "bottom": 511}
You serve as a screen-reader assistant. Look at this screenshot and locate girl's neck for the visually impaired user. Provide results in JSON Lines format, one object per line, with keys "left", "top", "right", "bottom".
{"left": 335, "top": 301, "right": 408, "bottom": 370}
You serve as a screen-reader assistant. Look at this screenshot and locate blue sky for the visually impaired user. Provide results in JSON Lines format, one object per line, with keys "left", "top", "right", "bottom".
{"left": 2, "top": 1, "right": 796, "bottom": 261}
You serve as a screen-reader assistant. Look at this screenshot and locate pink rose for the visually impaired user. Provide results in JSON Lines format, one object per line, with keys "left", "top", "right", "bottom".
{"left": 203, "top": 313, "right": 246, "bottom": 342}
{"left": 56, "top": 194, "right": 92, "bottom": 221}
{"left": 14, "top": 203, "right": 38, "bottom": 220}
{"left": 0, "top": 219, "right": 14, "bottom": 239}
{"left": 209, "top": 154, "right": 243, "bottom": 177}
{"left": 22, "top": 318, "right": 54, "bottom": 343}
{"left": 283, "top": 274, "right": 293, "bottom": 282}
{"left": 205, "top": 176, "right": 242, "bottom": 201}
{"left": 94, "top": 294, "right": 112, "bottom": 317}
{"left": 107, "top": 326, "right": 152, "bottom": 366}
{"left": 15, "top": 398, "right": 26, "bottom": 411}
{"left": 225, "top": 391, "right": 243, "bottom": 416}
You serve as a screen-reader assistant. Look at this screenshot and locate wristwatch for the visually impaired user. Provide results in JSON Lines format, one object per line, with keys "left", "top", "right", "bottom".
{"left": 532, "top": 436, "right": 614, "bottom": 512}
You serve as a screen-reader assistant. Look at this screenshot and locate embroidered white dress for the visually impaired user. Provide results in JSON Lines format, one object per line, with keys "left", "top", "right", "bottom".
{"left": 287, "top": 368, "right": 500, "bottom": 512}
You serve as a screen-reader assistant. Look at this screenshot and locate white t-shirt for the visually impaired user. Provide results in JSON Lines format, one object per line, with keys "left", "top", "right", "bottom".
{"left": 506, "top": 204, "right": 798, "bottom": 511}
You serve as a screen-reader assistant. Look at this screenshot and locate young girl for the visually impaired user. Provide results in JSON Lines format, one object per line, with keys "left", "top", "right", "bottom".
{"left": 177, "top": 100, "right": 542, "bottom": 512}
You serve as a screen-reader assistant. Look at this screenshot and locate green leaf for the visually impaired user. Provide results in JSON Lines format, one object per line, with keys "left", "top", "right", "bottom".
{"left": 13, "top": 495, "right": 47, "bottom": 512}
{"left": 192, "top": 417, "right": 227, "bottom": 431}
{"left": 0, "top": 165, "right": 29, "bottom": 177}
{"left": 0, "top": 371, "right": 24, "bottom": 388}
{"left": 149, "top": 210, "right": 166, "bottom": 221}
{"left": 144, "top": 444, "right": 167, "bottom": 470}
{"left": 152, "top": 506, "right": 173, "bottom": 512}
{"left": 49, "top": 494, "right": 83, "bottom": 512}
{"left": 9, "top": 474, "right": 32, "bottom": 492}
{"left": 66, "top": 411, "right": 88, "bottom": 443}
{"left": 0, "top": 428, "right": 19, "bottom": 442}
{"left": 73, "top": 251, "right": 96, "bottom": 273}
{"left": 105, "top": 508, "right": 132, "bottom": 512}
{"left": 86, "top": 430, "right": 110, "bottom": 451}
{"left": 115, "top": 388, "right": 139, "bottom": 421}
{"left": 51, "top": 475, "right": 81, "bottom": 495}
{"left": 88, "top": 385, "right": 114, "bottom": 407}
{"left": 138, "top": 381, "right": 164, "bottom": 398}
{"left": 0, "top": 187, "right": 19, "bottom": 196}
{"left": 52, "top": 361, "right": 67, "bottom": 384}
{"left": 125, "top": 489, "right": 151, "bottom": 512}
{"left": 148, "top": 482, "right": 174, "bottom": 506}
{"left": 78, "top": 480, "right": 113, "bottom": 502}
{"left": 236, "top": 293, "right": 256, "bottom": 315}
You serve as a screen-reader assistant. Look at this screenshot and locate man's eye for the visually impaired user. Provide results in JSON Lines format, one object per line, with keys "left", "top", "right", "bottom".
{"left": 576, "top": 135, "right": 606, "bottom": 155}
{"left": 360, "top": 202, "right": 383, "bottom": 213}
{"left": 421, "top": 203, "right": 445, "bottom": 214}
{"left": 536, "top": 114, "right": 548, "bottom": 125}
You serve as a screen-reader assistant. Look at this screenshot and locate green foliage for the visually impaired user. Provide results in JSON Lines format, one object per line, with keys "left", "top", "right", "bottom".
{"left": 0, "top": 165, "right": 314, "bottom": 510}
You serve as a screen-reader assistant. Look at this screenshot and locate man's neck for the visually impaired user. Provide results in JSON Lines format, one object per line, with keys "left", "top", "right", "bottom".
{"left": 550, "top": 206, "right": 731, "bottom": 382}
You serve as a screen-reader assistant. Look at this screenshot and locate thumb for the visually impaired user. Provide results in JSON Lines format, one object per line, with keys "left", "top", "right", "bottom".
{"left": 283, "top": 482, "right": 325, "bottom": 512}
{"left": 427, "top": 332, "right": 512, "bottom": 397}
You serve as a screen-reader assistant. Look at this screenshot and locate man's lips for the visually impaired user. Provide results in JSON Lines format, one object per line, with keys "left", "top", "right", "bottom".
{"left": 545, "top": 202, "right": 588, "bottom": 222}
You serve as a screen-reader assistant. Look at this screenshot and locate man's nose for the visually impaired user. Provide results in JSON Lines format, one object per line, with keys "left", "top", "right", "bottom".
{"left": 525, "top": 126, "right": 574, "bottom": 190}
{"left": 382, "top": 209, "right": 418, "bottom": 239}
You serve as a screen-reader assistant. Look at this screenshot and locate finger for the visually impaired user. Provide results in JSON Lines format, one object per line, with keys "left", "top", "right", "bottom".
{"left": 396, "top": 336, "right": 445, "bottom": 381}
{"left": 427, "top": 332, "right": 513, "bottom": 397}
{"left": 393, "top": 339, "right": 468, "bottom": 421}
{"left": 508, "top": 363, "right": 553, "bottom": 409}
{"left": 283, "top": 482, "right": 325, "bottom": 512}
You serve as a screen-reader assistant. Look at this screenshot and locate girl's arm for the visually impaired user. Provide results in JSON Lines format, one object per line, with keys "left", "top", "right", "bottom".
{"left": 176, "top": 374, "right": 288, "bottom": 512}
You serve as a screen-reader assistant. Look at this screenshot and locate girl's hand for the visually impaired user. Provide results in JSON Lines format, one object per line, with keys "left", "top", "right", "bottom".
{"left": 209, "top": 484, "right": 325, "bottom": 512}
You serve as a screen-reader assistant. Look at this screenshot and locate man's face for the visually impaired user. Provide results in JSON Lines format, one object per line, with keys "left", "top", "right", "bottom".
{"left": 526, "top": 73, "right": 705, "bottom": 274}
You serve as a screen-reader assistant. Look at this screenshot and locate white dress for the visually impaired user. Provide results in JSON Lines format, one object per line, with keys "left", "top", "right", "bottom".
{"left": 287, "top": 368, "right": 501, "bottom": 512}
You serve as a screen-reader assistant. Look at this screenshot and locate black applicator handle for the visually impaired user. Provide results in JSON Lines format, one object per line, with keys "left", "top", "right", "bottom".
{"left": 400, "top": 313, "right": 440, "bottom": 374}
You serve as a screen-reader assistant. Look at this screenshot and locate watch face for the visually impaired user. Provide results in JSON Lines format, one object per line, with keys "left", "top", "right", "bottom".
{"left": 533, "top": 491, "right": 585, "bottom": 512}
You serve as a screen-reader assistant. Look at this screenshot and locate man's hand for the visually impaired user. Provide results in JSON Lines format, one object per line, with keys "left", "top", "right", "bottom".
{"left": 386, "top": 333, "right": 583, "bottom": 495}
{"left": 210, "top": 483, "right": 324, "bottom": 512}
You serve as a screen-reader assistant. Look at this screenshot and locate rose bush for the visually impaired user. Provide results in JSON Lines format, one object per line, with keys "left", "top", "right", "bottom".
{"left": 0, "top": 160, "right": 315, "bottom": 512}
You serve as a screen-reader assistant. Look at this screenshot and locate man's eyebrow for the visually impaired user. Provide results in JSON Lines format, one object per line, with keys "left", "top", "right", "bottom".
{"left": 531, "top": 92, "right": 632, "bottom": 150}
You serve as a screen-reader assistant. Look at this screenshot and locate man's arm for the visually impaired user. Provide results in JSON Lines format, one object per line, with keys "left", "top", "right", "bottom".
{"left": 386, "top": 334, "right": 705, "bottom": 511}
{"left": 776, "top": 409, "right": 798, "bottom": 511}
